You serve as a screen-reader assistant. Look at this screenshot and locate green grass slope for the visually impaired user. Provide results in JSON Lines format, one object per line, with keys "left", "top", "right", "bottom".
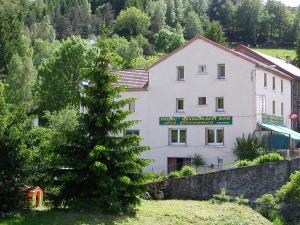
{"left": 254, "top": 48, "right": 297, "bottom": 60}
{"left": 0, "top": 200, "right": 272, "bottom": 225}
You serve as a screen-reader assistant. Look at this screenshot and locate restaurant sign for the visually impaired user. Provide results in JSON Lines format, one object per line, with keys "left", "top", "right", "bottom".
{"left": 262, "top": 114, "right": 284, "bottom": 126}
{"left": 159, "top": 116, "right": 233, "bottom": 125}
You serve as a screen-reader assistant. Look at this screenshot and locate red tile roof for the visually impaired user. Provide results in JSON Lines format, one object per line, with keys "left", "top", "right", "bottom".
{"left": 114, "top": 69, "right": 149, "bottom": 89}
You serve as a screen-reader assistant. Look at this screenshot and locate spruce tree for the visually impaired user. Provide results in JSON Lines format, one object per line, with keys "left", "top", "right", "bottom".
{"left": 0, "top": 83, "right": 32, "bottom": 213}
{"left": 53, "top": 45, "right": 149, "bottom": 213}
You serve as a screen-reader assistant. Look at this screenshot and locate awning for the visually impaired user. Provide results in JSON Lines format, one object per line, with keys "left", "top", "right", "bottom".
{"left": 258, "top": 122, "right": 300, "bottom": 141}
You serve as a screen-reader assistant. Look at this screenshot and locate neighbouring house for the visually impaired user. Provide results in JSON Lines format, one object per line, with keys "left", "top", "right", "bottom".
{"left": 235, "top": 45, "right": 300, "bottom": 131}
{"left": 116, "top": 35, "right": 296, "bottom": 174}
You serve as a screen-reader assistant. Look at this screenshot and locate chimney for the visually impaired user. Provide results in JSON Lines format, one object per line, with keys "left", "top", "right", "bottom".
{"left": 286, "top": 56, "right": 291, "bottom": 64}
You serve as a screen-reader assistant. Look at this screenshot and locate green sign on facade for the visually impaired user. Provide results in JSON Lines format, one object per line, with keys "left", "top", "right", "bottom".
{"left": 262, "top": 114, "right": 284, "bottom": 126}
{"left": 159, "top": 116, "right": 233, "bottom": 125}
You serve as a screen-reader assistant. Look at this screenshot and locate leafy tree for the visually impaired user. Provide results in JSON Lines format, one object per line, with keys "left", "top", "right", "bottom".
{"left": 191, "top": 154, "right": 205, "bottom": 173}
{"left": 208, "top": 0, "right": 235, "bottom": 36}
{"left": 174, "top": 0, "right": 184, "bottom": 24}
{"left": 184, "top": 10, "right": 202, "bottom": 39}
{"left": 235, "top": 0, "right": 263, "bottom": 44}
{"left": 36, "top": 36, "right": 90, "bottom": 116}
{"left": 54, "top": 16, "right": 73, "bottom": 40}
{"left": 5, "top": 54, "right": 36, "bottom": 107}
{"left": 204, "top": 21, "right": 227, "bottom": 46}
{"left": 296, "top": 34, "right": 300, "bottom": 67}
{"left": 189, "top": 0, "right": 209, "bottom": 19}
{"left": 154, "top": 27, "right": 185, "bottom": 53}
{"left": 97, "top": 35, "right": 144, "bottom": 68}
{"left": 0, "top": 0, "right": 29, "bottom": 71}
{"left": 32, "top": 39, "right": 60, "bottom": 68}
{"left": 166, "top": 0, "right": 176, "bottom": 27}
{"left": 265, "top": 0, "right": 293, "bottom": 42}
{"left": 52, "top": 44, "right": 149, "bottom": 213}
{"left": 30, "top": 16, "right": 56, "bottom": 42}
{"left": 0, "top": 83, "right": 33, "bottom": 213}
{"left": 130, "top": 55, "right": 160, "bottom": 69}
{"left": 146, "top": 0, "right": 166, "bottom": 33}
{"left": 114, "top": 7, "right": 150, "bottom": 37}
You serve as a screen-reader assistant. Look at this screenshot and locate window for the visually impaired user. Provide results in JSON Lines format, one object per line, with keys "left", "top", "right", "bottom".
{"left": 216, "top": 97, "right": 224, "bottom": 111}
{"left": 206, "top": 128, "right": 224, "bottom": 146}
{"left": 281, "top": 80, "right": 283, "bottom": 92}
{"left": 169, "top": 129, "right": 187, "bottom": 145}
{"left": 264, "top": 73, "right": 267, "bottom": 87}
{"left": 177, "top": 66, "right": 184, "bottom": 81}
{"left": 218, "top": 64, "right": 225, "bottom": 79}
{"left": 257, "top": 95, "right": 266, "bottom": 114}
{"left": 273, "top": 100, "right": 276, "bottom": 114}
{"left": 176, "top": 98, "right": 184, "bottom": 112}
{"left": 272, "top": 77, "right": 275, "bottom": 90}
{"left": 281, "top": 103, "right": 284, "bottom": 116}
{"left": 198, "top": 65, "right": 207, "bottom": 74}
{"left": 198, "top": 97, "right": 207, "bottom": 105}
{"left": 129, "top": 100, "right": 135, "bottom": 112}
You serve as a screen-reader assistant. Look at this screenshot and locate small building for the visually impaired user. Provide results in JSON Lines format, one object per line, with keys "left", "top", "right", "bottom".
{"left": 21, "top": 186, "right": 44, "bottom": 207}
{"left": 116, "top": 35, "right": 297, "bottom": 174}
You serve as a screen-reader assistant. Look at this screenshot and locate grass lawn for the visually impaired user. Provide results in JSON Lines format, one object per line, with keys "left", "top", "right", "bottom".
{"left": 0, "top": 200, "right": 272, "bottom": 225}
{"left": 253, "top": 48, "right": 297, "bottom": 60}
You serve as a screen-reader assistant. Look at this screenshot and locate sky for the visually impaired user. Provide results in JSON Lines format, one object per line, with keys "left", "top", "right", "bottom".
{"left": 277, "top": 0, "right": 300, "bottom": 7}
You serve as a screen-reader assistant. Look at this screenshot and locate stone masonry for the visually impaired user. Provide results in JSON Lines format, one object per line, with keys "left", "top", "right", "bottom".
{"left": 146, "top": 158, "right": 300, "bottom": 201}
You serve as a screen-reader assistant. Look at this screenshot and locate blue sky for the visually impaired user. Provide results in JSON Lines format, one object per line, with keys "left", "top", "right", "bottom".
{"left": 277, "top": 0, "right": 300, "bottom": 7}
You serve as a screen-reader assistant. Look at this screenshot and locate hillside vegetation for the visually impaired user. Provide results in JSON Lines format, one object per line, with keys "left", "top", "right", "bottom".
{"left": 254, "top": 48, "right": 297, "bottom": 60}
{"left": 0, "top": 200, "right": 272, "bottom": 225}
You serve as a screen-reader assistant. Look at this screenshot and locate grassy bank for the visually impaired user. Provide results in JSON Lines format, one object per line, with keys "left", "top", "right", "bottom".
{"left": 0, "top": 200, "right": 272, "bottom": 225}
{"left": 253, "top": 48, "right": 296, "bottom": 60}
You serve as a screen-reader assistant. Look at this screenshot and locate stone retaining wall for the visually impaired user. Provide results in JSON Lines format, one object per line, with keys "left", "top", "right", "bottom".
{"left": 146, "top": 158, "right": 300, "bottom": 200}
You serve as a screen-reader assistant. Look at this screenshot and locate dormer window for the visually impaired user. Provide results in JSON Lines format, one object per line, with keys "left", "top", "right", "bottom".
{"left": 177, "top": 66, "right": 184, "bottom": 81}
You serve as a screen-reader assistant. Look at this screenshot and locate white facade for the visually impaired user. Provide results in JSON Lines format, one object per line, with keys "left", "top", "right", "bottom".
{"left": 120, "top": 36, "right": 292, "bottom": 174}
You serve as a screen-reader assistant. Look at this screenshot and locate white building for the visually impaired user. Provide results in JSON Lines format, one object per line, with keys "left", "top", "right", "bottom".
{"left": 116, "top": 36, "right": 293, "bottom": 174}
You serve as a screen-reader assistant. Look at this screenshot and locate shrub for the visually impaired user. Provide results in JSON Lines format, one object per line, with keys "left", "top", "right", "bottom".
{"left": 276, "top": 171, "right": 300, "bottom": 204}
{"left": 255, "top": 194, "right": 278, "bottom": 218}
{"left": 233, "top": 134, "right": 266, "bottom": 160}
{"left": 211, "top": 188, "right": 232, "bottom": 203}
{"left": 210, "top": 188, "right": 248, "bottom": 205}
{"left": 236, "top": 152, "right": 284, "bottom": 168}
{"left": 143, "top": 172, "right": 165, "bottom": 183}
{"left": 191, "top": 154, "right": 205, "bottom": 173}
{"left": 236, "top": 160, "right": 253, "bottom": 167}
{"left": 179, "top": 165, "right": 195, "bottom": 176}
{"left": 253, "top": 152, "right": 284, "bottom": 165}
{"left": 167, "top": 171, "right": 181, "bottom": 179}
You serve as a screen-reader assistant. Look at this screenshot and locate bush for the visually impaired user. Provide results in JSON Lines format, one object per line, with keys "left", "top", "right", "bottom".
{"left": 253, "top": 152, "right": 284, "bottom": 165}
{"left": 236, "top": 160, "right": 253, "bottom": 167}
{"left": 236, "top": 152, "right": 284, "bottom": 168}
{"left": 167, "top": 171, "right": 181, "bottom": 179}
{"left": 233, "top": 134, "right": 266, "bottom": 160}
{"left": 255, "top": 194, "right": 278, "bottom": 219}
{"left": 179, "top": 166, "right": 195, "bottom": 176}
{"left": 143, "top": 172, "right": 165, "bottom": 183}
{"left": 191, "top": 154, "right": 205, "bottom": 173}
{"left": 210, "top": 188, "right": 248, "bottom": 205}
{"left": 276, "top": 171, "right": 300, "bottom": 204}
